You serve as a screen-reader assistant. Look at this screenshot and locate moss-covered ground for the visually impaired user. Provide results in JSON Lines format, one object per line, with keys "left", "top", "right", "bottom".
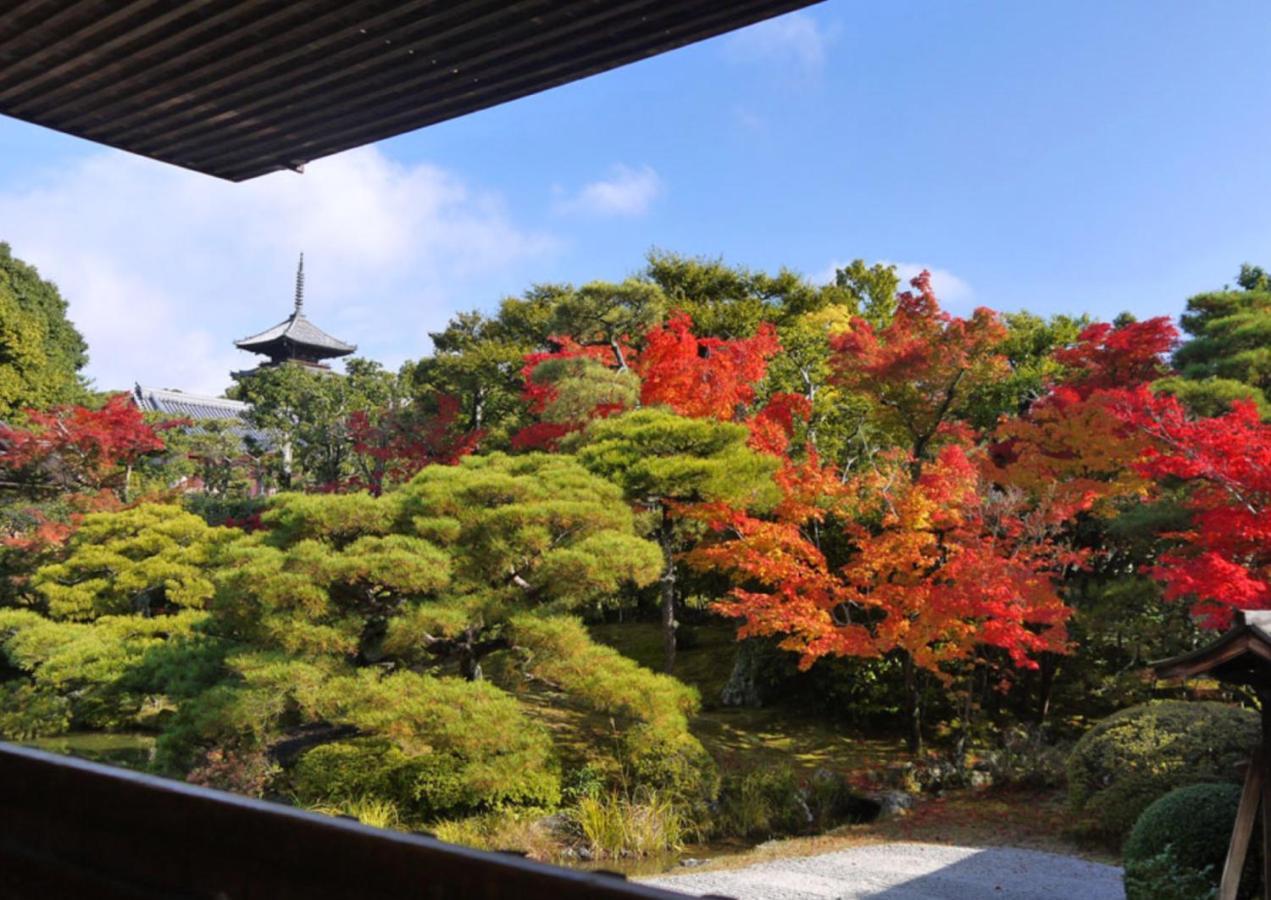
{"left": 579, "top": 620, "right": 1105, "bottom": 872}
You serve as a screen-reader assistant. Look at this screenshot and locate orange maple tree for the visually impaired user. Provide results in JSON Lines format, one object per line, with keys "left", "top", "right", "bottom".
{"left": 688, "top": 275, "right": 1078, "bottom": 750}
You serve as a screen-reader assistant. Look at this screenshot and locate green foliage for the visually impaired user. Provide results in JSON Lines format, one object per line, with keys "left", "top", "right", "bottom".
{"left": 509, "top": 615, "right": 716, "bottom": 805}
{"left": 1124, "top": 783, "right": 1250, "bottom": 900}
{"left": 0, "top": 680, "right": 72, "bottom": 739}
{"left": 306, "top": 794, "right": 404, "bottom": 830}
{"left": 235, "top": 358, "right": 401, "bottom": 488}
{"left": 714, "top": 765, "right": 807, "bottom": 838}
{"left": 963, "top": 311, "right": 1088, "bottom": 429}
{"left": 1067, "top": 701, "right": 1258, "bottom": 842}
{"left": 547, "top": 279, "right": 665, "bottom": 361}
{"left": 33, "top": 505, "right": 231, "bottom": 621}
{"left": 183, "top": 493, "right": 268, "bottom": 528}
{"left": 293, "top": 672, "right": 561, "bottom": 819}
{"left": 530, "top": 356, "right": 641, "bottom": 423}
{"left": 1153, "top": 375, "right": 1269, "bottom": 419}
{"left": 1123, "top": 849, "right": 1218, "bottom": 900}
{"left": 0, "top": 607, "right": 215, "bottom": 733}
{"left": 394, "top": 453, "right": 661, "bottom": 615}
{"left": 1169, "top": 269, "right": 1271, "bottom": 414}
{"left": 575, "top": 409, "right": 778, "bottom": 509}
{"left": 0, "top": 243, "right": 87, "bottom": 418}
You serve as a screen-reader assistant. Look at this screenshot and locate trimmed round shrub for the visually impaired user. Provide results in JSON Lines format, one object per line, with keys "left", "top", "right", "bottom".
{"left": 1067, "top": 700, "right": 1257, "bottom": 842}
{"left": 1124, "top": 782, "right": 1255, "bottom": 900}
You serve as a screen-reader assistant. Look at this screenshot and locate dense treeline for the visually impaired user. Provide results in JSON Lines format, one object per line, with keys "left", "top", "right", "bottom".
{"left": 1, "top": 247, "right": 1268, "bottom": 860}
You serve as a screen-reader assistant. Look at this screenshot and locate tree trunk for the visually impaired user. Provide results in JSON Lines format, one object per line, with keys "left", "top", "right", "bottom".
{"left": 720, "top": 639, "right": 766, "bottom": 708}
{"left": 1034, "top": 652, "right": 1059, "bottom": 728}
{"left": 902, "top": 652, "right": 924, "bottom": 754}
{"left": 659, "top": 506, "right": 677, "bottom": 675}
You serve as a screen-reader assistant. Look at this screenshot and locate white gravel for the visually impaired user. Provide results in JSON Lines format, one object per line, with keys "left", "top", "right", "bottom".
{"left": 641, "top": 842, "right": 1124, "bottom": 900}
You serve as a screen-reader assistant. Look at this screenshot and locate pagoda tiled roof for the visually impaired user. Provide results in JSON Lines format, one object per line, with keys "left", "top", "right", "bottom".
{"left": 234, "top": 312, "right": 356, "bottom": 357}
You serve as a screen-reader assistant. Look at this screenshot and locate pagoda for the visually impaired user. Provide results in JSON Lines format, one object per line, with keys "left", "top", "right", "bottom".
{"left": 233, "top": 254, "right": 355, "bottom": 379}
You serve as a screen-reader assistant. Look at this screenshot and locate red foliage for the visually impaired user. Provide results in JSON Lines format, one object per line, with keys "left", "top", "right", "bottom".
{"left": 688, "top": 441, "right": 1074, "bottom": 678}
{"left": 830, "top": 272, "right": 1009, "bottom": 457}
{"left": 0, "top": 393, "right": 174, "bottom": 495}
{"left": 510, "top": 336, "right": 629, "bottom": 450}
{"left": 1115, "top": 390, "right": 1270, "bottom": 628}
{"left": 746, "top": 392, "right": 813, "bottom": 456}
{"left": 637, "top": 313, "right": 781, "bottom": 420}
{"left": 345, "top": 394, "right": 482, "bottom": 495}
{"left": 1052, "top": 317, "right": 1178, "bottom": 398}
{"left": 511, "top": 314, "right": 784, "bottom": 448}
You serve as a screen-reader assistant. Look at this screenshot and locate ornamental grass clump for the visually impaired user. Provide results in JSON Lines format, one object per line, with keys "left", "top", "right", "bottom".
{"left": 571, "top": 790, "right": 684, "bottom": 858}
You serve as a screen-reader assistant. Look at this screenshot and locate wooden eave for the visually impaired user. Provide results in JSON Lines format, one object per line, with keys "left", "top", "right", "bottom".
{"left": 0, "top": 0, "right": 820, "bottom": 182}
{"left": 1152, "top": 611, "right": 1271, "bottom": 690}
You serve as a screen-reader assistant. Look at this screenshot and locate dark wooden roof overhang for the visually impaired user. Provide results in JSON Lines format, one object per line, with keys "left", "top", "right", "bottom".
{"left": 0, "top": 0, "right": 820, "bottom": 182}
{"left": 1153, "top": 610, "right": 1271, "bottom": 691}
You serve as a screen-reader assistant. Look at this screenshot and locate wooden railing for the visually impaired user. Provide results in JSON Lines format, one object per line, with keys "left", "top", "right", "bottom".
{"left": 0, "top": 742, "right": 702, "bottom": 900}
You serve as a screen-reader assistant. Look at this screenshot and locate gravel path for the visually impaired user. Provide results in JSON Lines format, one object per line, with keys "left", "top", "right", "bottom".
{"left": 641, "top": 842, "right": 1124, "bottom": 900}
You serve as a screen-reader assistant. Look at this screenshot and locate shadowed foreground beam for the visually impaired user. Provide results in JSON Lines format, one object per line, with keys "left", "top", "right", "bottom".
{"left": 0, "top": 742, "right": 700, "bottom": 900}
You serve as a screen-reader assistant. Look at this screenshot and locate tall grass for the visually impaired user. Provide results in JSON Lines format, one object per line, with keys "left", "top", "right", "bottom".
{"left": 572, "top": 790, "right": 684, "bottom": 858}
{"left": 306, "top": 795, "right": 403, "bottom": 830}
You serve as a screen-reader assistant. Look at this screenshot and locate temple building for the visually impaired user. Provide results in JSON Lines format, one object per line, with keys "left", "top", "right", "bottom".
{"left": 232, "top": 254, "right": 355, "bottom": 380}
{"left": 131, "top": 254, "right": 355, "bottom": 430}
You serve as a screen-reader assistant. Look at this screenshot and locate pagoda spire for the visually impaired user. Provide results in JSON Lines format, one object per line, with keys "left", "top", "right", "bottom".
{"left": 293, "top": 252, "right": 305, "bottom": 315}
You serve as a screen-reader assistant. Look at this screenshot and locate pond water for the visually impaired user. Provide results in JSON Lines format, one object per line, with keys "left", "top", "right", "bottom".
{"left": 572, "top": 839, "right": 756, "bottom": 877}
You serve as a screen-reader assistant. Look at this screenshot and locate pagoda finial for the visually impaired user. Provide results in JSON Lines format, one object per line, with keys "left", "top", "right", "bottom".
{"left": 293, "top": 253, "right": 305, "bottom": 316}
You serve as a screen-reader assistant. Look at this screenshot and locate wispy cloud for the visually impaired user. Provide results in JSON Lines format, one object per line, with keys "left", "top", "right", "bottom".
{"left": 724, "top": 11, "right": 833, "bottom": 76}
{"left": 817, "top": 260, "right": 975, "bottom": 306}
{"left": 554, "top": 164, "right": 663, "bottom": 218}
{"left": 0, "top": 148, "right": 555, "bottom": 395}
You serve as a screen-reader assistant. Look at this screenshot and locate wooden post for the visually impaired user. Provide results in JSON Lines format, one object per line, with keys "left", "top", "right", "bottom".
{"left": 1263, "top": 696, "right": 1271, "bottom": 897}
{"left": 1220, "top": 753, "right": 1262, "bottom": 900}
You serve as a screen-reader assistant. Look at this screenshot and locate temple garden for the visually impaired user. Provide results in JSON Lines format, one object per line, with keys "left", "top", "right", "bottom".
{"left": 2, "top": 245, "right": 1269, "bottom": 898}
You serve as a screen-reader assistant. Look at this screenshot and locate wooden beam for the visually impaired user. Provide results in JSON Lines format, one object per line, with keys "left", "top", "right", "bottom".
{"left": 0, "top": 742, "right": 690, "bottom": 900}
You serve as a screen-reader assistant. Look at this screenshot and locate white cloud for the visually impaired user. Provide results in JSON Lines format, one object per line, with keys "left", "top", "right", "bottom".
{"left": 0, "top": 148, "right": 555, "bottom": 395}
{"left": 817, "top": 260, "right": 974, "bottom": 306}
{"left": 724, "top": 11, "right": 833, "bottom": 75}
{"left": 554, "top": 164, "right": 662, "bottom": 217}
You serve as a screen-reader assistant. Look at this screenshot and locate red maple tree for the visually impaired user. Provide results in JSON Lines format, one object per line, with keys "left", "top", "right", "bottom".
{"left": 1115, "top": 390, "right": 1270, "bottom": 628}
{"left": 830, "top": 271, "right": 1009, "bottom": 463}
{"left": 511, "top": 313, "right": 796, "bottom": 452}
{"left": 345, "top": 394, "right": 483, "bottom": 495}
{"left": 636, "top": 313, "right": 781, "bottom": 420}
{"left": 0, "top": 393, "right": 175, "bottom": 498}
{"left": 689, "top": 442, "right": 1074, "bottom": 751}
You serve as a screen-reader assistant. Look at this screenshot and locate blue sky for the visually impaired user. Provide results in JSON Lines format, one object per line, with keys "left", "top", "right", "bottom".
{"left": 2, "top": 1, "right": 1269, "bottom": 394}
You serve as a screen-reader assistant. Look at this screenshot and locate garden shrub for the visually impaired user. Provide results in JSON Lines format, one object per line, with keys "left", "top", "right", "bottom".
{"left": 0, "top": 607, "right": 216, "bottom": 734}
{"left": 292, "top": 733, "right": 559, "bottom": 823}
{"left": 713, "top": 765, "right": 807, "bottom": 838}
{"left": 0, "top": 679, "right": 71, "bottom": 739}
{"left": 1122, "top": 849, "right": 1218, "bottom": 900}
{"left": 1067, "top": 700, "right": 1257, "bottom": 842}
{"left": 711, "top": 766, "right": 869, "bottom": 839}
{"left": 304, "top": 671, "right": 562, "bottom": 819}
{"left": 508, "top": 614, "right": 717, "bottom": 806}
{"left": 1123, "top": 782, "right": 1255, "bottom": 900}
